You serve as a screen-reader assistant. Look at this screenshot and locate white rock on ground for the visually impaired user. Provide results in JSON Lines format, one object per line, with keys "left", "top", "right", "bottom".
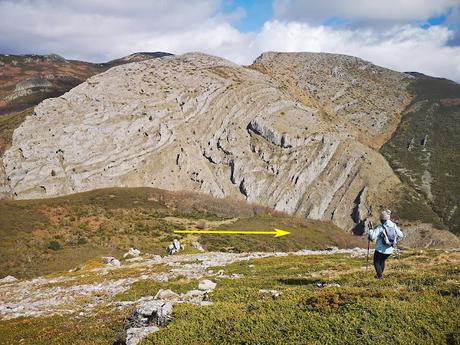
{"left": 259, "top": 289, "right": 281, "bottom": 299}
{"left": 198, "top": 279, "right": 217, "bottom": 291}
{"left": 126, "top": 326, "right": 160, "bottom": 345}
{"left": 102, "top": 256, "right": 121, "bottom": 267}
{"left": 124, "top": 248, "right": 141, "bottom": 258}
{"left": 134, "top": 299, "right": 173, "bottom": 326}
{"left": 0, "top": 276, "right": 18, "bottom": 284}
{"left": 181, "top": 290, "right": 208, "bottom": 304}
{"left": 154, "top": 289, "right": 181, "bottom": 302}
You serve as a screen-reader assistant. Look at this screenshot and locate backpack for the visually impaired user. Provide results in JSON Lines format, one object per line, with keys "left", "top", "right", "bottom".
{"left": 381, "top": 222, "right": 398, "bottom": 247}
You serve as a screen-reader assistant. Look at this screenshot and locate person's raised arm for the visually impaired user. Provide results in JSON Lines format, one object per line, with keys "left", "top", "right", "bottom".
{"left": 368, "top": 223, "right": 380, "bottom": 241}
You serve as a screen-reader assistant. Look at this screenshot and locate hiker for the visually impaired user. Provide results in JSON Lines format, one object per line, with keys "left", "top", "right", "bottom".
{"left": 367, "top": 210, "right": 403, "bottom": 279}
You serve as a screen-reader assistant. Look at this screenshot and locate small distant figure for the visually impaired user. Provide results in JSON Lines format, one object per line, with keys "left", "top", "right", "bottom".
{"left": 367, "top": 209, "right": 404, "bottom": 279}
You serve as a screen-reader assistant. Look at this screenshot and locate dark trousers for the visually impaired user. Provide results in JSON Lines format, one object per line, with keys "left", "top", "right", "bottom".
{"left": 373, "top": 251, "right": 391, "bottom": 279}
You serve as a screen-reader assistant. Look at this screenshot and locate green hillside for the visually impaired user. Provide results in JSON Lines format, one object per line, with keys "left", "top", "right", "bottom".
{"left": 381, "top": 75, "right": 460, "bottom": 234}
{"left": 0, "top": 187, "right": 365, "bottom": 278}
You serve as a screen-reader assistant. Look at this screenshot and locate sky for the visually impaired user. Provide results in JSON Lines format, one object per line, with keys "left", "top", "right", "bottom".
{"left": 1, "top": 0, "right": 460, "bottom": 81}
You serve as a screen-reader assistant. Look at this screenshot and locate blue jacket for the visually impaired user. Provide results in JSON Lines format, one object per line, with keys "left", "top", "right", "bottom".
{"left": 368, "top": 220, "right": 403, "bottom": 254}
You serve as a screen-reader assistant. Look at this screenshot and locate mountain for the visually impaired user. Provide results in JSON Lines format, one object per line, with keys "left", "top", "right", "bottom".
{"left": 0, "top": 51, "right": 459, "bottom": 345}
{"left": 0, "top": 51, "right": 458, "bottom": 236}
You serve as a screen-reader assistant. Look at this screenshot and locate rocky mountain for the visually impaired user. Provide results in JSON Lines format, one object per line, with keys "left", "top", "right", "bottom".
{"left": 0, "top": 52, "right": 172, "bottom": 116}
{"left": 0, "top": 51, "right": 458, "bottom": 235}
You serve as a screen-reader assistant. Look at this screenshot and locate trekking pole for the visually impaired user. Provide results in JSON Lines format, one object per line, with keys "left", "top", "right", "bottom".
{"left": 366, "top": 221, "right": 373, "bottom": 272}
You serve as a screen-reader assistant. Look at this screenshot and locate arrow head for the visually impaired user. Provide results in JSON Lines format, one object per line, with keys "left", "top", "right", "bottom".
{"left": 274, "top": 228, "right": 290, "bottom": 237}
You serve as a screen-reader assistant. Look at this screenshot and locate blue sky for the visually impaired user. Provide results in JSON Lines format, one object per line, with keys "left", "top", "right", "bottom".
{"left": 0, "top": 0, "right": 459, "bottom": 81}
{"left": 221, "top": 0, "right": 460, "bottom": 35}
{"left": 222, "top": 0, "right": 273, "bottom": 32}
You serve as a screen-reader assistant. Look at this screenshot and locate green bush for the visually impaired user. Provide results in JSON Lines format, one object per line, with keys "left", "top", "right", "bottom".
{"left": 77, "top": 238, "right": 87, "bottom": 245}
{"left": 47, "top": 240, "right": 61, "bottom": 251}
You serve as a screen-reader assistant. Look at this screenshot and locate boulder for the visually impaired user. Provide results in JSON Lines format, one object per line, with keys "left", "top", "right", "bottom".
{"left": 102, "top": 256, "right": 121, "bottom": 267}
{"left": 126, "top": 326, "right": 159, "bottom": 345}
{"left": 124, "top": 248, "right": 141, "bottom": 258}
{"left": 134, "top": 299, "right": 173, "bottom": 327}
{"left": 198, "top": 279, "right": 217, "bottom": 291}
{"left": 0, "top": 275, "right": 18, "bottom": 284}
{"left": 154, "top": 289, "right": 181, "bottom": 302}
{"left": 181, "top": 289, "right": 208, "bottom": 304}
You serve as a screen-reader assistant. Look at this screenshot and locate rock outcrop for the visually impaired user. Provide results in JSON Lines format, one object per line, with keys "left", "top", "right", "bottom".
{"left": 1, "top": 52, "right": 413, "bottom": 231}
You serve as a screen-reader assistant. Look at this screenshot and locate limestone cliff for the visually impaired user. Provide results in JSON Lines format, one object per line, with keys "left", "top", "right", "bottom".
{"left": 2, "top": 52, "right": 413, "bottom": 231}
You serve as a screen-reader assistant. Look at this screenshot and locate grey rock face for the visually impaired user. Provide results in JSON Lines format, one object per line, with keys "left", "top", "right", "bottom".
{"left": 122, "top": 298, "right": 172, "bottom": 345}
{"left": 14, "top": 77, "right": 53, "bottom": 92}
{"left": 5, "top": 77, "right": 54, "bottom": 102}
{"left": 134, "top": 299, "right": 172, "bottom": 327}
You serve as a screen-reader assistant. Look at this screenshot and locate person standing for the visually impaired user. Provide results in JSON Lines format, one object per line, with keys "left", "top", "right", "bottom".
{"left": 368, "top": 210, "right": 404, "bottom": 279}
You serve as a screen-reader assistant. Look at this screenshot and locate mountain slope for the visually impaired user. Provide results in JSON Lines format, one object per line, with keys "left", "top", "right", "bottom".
{"left": 0, "top": 187, "right": 366, "bottom": 279}
{"left": 381, "top": 75, "right": 460, "bottom": 234}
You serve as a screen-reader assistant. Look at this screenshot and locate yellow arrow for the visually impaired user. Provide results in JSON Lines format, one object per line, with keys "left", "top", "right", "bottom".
{"left": 173, "top": 228, "right": 290, "bottom": 237}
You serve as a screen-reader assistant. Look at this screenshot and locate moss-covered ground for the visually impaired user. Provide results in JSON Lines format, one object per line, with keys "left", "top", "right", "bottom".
{"left": 143, "top": 250, "right": 459, "bottom": 345}
{"left": 0, "top": 250, "right": 457, "bottom": 344}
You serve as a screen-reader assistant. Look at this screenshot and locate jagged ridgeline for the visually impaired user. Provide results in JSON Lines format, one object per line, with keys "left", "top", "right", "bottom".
{"left": 0, "top": 52, "right": 458, "bottom": 235}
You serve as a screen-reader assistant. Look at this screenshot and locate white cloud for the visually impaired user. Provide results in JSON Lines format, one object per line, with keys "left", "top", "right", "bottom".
{"left": 0, "top": 0, "right": 225, "bottom": 61}
{"left": 0, "top": 0, "right": 459, "bottom": 82}
{"left": 273, "top": 0, "right": 460, "bottom": 23}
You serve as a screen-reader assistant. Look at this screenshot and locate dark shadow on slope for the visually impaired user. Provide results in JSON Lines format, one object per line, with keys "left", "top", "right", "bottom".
{"left": 279, "top": 278, "right": 320, "bottom": 286}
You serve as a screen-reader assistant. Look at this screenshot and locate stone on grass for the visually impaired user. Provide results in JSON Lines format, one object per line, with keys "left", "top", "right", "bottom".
{"left": 135, "top": 299, "right": 173, "bottom": 327}
{"left": 181, "top": 289, "right": 208, "bottom": 304}
{"left": 0, "top": 276, "right": 17, "bottom": 284}
{"left": 126, "top": 326, "right": 159, "bottom": 345}
{"left": 198, "top": 279, "right": 217, "bottom": 291}
{"left": 102, "top": 257, "right": 121, "bottom": 267}
{"left": 124, "top": 248, "right": 141, "bottom": 258}
{"left": 154, "top": 289, "right": 181, "bottom": 302}
{"left": 259, "top": 289, "right": 281, "bottom": 300}
{"left": 316, "top": 282, "right": 341, "bottom": 288}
